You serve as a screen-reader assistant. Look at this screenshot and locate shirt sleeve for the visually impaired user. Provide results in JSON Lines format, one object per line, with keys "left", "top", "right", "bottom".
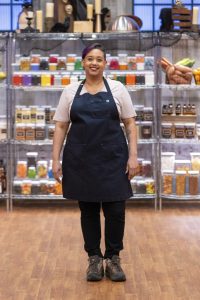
{"left": 53, "top": 88, "right": 71, "bottom": 123}
{"left": 119, "top": 83, "right": 136, "bottom": 119}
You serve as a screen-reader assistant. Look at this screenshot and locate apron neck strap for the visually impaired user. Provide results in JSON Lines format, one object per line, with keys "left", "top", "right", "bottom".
{"left": 75, "top": 77, "right": 111, "bottom": 97}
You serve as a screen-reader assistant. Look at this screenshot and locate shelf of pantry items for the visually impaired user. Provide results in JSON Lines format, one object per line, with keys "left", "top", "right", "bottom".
{"left": 130, "top": 194, "right": 156, "bottom": 199}
{"left": 12, "top": 140, "right": 53, "bottom": 146}
{"left": 12, "top": 195, "right": 64, "bottom": 200}
{"left": 161, "top": 194, "right": 200, "bottom": 200}
{"left": 159, "top": 84, "right": 200, "bottom": 90}
{"left": 14, "top": 33, "right": 82, "bottom": 40}
{"left": 10, "top": 85, "right": 156, "bottom": 92}
{"left": 160, "top": 138, "right": 200, "bottom": 144}
{"left": 161, "top": 115, "right": 197, "bottom": 123}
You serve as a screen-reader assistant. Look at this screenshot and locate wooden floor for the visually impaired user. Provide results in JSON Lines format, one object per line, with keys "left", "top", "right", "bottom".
{"left": 1, "top": 202, "right": 200, "bottom": 300}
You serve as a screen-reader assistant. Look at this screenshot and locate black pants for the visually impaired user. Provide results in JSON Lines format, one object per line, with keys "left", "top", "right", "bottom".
{"left": 78, "top": 201, "right": 126, "bottom": 259}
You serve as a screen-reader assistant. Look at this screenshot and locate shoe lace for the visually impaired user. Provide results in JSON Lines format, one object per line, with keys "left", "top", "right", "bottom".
{"left": 111, "top": 257, "right": 122, "bottom": 272}
{"left": 88, "top": 257, "right": 100, "bottom": 273}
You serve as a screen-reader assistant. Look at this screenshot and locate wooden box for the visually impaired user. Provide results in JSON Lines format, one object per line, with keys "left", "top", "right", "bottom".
{"left": 172, "top": 7, "right": 192, "bottom": 31}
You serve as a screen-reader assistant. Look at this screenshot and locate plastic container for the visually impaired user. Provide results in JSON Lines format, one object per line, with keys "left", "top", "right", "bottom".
{"left": 21, "top": 180, "right": 32, "bottom": 195}
{"left": 26, "top": 152, "right": 38, "bottom": 168}
{"left": 16, "top": 161, "right": 27, "bottom": 178}
{"left": 162, "top": 170, "right": 173, "bottom": 194}
{"left": 161, "top": 152, "right": 176, "bottom": 171}
{"left": 161, "top": 122, "right": 173, "bottom": 139}
{"left": 174, "top": 123, "right": 185, "bottom": 138}
{"left": 174, "top": 159, "right": 191, "bottom": 174}
{"left": 190, "top": 152, "right": 200, "bottom": 171}
{"left": 141, "top": 121, "right": 152, "bottom": 139}
{"left": 188, "top": 170, "right": 199, "bottom": 195}
{"left": 145, "top": 178, "right": 155, "bottom": 194}
{"left": 175, "top": 170, "right": 186, "bottom": 196}
{"left": 37, "top": 160, "right": 48, "bottom": 178}
{"left": 185, "top": 123, "right": 196, "bottom": 139}
{"left": 142, "top": 160, "right": 152, "bottom": 177}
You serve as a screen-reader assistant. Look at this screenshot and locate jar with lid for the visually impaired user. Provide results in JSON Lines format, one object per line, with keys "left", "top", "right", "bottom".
{"left": 31, "top": 74, "right": 41, "bottom": 86}
{"left": 49, "top": 63, "right": 57, "bottom": 71}
{"left": 11, "top": 63, "right": 20, "bottom": 72}
{"left": 175, "top": 104, "right": 182, "bottom": 115}
{"left": 74, "top": 58, "right": 83, "bottom": 70}
{"left": 49, "top": 54, "right": 59, "bottom": 63}
{"left": 36, "top": 107, "right": 45, "bottom": 124}
{"left": 161, "top": 152, "right": 176, "bottom": 171}
{"left": 185, "top": 123, "right": 196, "bottom": 139}
{"left": 16, "top": 161, "right": 27, "bottom": 178}
{"left": 190, "top": 152, "right": 200, "bottom": 171}
{"left": 161, "top": 122, "right": 173, "bottom": 139}
{"left": 37, "top": 160, "right": 48, "bottom": 178}
{"left": 35, "top": 124, "right": 46, "bottom": 140}
{"left": 50, "top": 108, "right": 56, "bottom": 124}
{"left": 141, "top": 121, "right": 152, "bottom": 139}
{"left": 118, "top": 53, "right": 128, "bottom": 70}
{"left": 144, "top": 56, "right": 154, "bottom": 71}
{"left": 61, "top": 75, "right": 70, "bottom": 85}
{"left": 15, "top": 123, "right": 26, "bottom": 140}
{"left": 145, "top": 73, "right": 155, "bottom": 86}
{"left": 175, "top": 159, "right": 191, "bottom": 174}
{"left": 175, "top": 170, "right": 186, "bottom": 196}
{"left": 31, "top": 54, "right": 41, "bottom": 64}
{"left": 54, "top": 75, "right": 62, "bottom": 86}
{"left": 41, "top": 74, "right": 51, "bottom": 86}
{"left": 162, "top": 170, "right": 174, "bottom": 194}
{"left": 134, "top": 105, "right": 144, "bottom": 121}
{"left": 48, "top": 125, "right": 55, "bottom": 140}
{"left": 135, "top": 74, "right": 145, "bottom": 85}
{"left": 135, "top": 53, "right": 145, "bottom": 70}
{"left": 167, "top": 103, "right": 173, "bottom": 115}
{"left": 30, "top": 63, "right": 40, "bottom": 71}
{"left": 57, "top": 57, "right": 66, "bottom": 70}
{"left": 26, "top": 152, "right": 38, "bottom": 168}
{"left": 48, "top": 180, "right": 56, "bottom": 195}
{"left": 12, "top": 74, "right": 22, "bottom": 86}
{"left": 20, "top": 56, "right": 30, "bottom": 71}
{"left": 39, "top": 57, "right": 49, "bottom": 70}
{"left": 67, "top": 54, "right": 76, "bottom": 63}
{"left": 55, "top": 181, "right": 62, "bottom": 195}
{"left": 174, "top": 123, "right": 185, "bottom": 138}
{"left": 145, "top": 178, "right": 155, "bottom": 194}
{"left": 66, "top": 63, "right": 75, "bottom": 71}
{"left": 162, "top": 105, "right": 168, "bottom": 115}
{"left": 15, "top": 105, "right": 24, "bottom": 123}
{"left": 142, "top": 160, "right": 152, "bottom": 177}
{"left": 22, "top": 107, "right": 31, "bottom": 123}
{"left": 188, "top": 170, "right": 199, "bottom": 195}
{"left": 109, "top": 57, "right": 119, "bottom": 70}
{"left": 22, "top": 74, "right": 32, "bottom": 86}
{"left": 127, "top": 56, "right": 136, "bottom": 70}
{"left": 0, "top": 118, "right": 7, "bottom": 140}
{"left": 27, "top": 166, "right": 37, "bottom": 179}
{"left": 13, "top": 179, "right": 22, "bottom": 194}
{"left": 21, "top": 180, "right": 32, "bottom": 195}
{"left": 40, "top": 179, "right": 49, "bottom": 194}
{"left": 31, "top": 180, "right": 41, "bottom": 195}
{"left": 126, "top": 74, "right": 136, "bottom": 85}
{"left": 25, "top": 124, "right": 35, "bottom": 141}
{"left": 143, "top": 107, "right": 153, "bottom": 121}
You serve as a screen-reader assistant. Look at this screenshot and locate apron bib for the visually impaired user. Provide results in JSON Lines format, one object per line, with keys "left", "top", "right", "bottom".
{"left": 62, "top": 78, "right": 132, "bottom": 202}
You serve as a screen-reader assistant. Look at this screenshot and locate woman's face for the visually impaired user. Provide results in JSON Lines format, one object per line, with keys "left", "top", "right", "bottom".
{"left": 82, "top": 49, "right": 106, "bottom": 78}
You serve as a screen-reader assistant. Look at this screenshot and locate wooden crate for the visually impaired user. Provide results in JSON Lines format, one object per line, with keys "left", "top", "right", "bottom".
{"left": 172, "top": 7, "right": 192, "bottom": 31}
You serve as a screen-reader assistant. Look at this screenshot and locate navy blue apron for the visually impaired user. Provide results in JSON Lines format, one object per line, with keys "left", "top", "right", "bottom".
{"left": 62, "top": 78, "right": 132, "bottom": 202}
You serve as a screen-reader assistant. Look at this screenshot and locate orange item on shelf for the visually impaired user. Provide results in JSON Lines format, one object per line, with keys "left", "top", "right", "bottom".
{"left": 16, "top": 161, "right": 27, "bottom": 178}
{"left": 126, "top": 74, "right": 136, "bottom": 85}
{"left": 61, "top": 76, "right": 70, "bottom": 85}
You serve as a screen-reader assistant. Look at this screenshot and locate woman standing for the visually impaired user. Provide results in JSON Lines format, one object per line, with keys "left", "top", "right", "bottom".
{"left": 52, "top": 43, "right": 138, "bottom": 282}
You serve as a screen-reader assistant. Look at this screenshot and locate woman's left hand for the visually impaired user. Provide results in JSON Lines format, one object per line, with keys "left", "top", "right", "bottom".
{"left": 126, "top": 157, "right": 139, "bottom": 180}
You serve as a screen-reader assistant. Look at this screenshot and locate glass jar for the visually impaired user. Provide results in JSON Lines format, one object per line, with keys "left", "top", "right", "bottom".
{"left": 109, "top": 57, "right": 119, "bottom": 70}
{"left": 36, "top": 107, "right": 45, "bottom": 124}
{"left": 22, "top": 107, "right": 31, "bottom": 123}
{"left": 188, "top": 170, "right": 199, "bottom": 195}
{"left": 37, "top": 160, "right": 48, "bottom": 178}
{"left": 162, "top": 170, "right": 173, "bottom": 194}
{"left": 22, "top": 74, "right": 32, "bottom": 86}
{"left": 66, "top": 63, "right": 75, "bottom": 71}
{"left": 30, "top": 106, "right": 37, "bottom": 123}
{"left": 74, "top": 58, "right": 83, "bottom": 70}
{"left": 55, "top": 181, "right": 62, "bottom": 195}
{"left": 25, "top": 123, "right": 35, "bottom": 140}
{"left": 142, "top": 160, "right": 152, "bottom": 177}
{"left": 175, "top": 170, "right": 186, "bottom": 196}
{"left": 136, "top": 179, "right": 146, "bottom": 194}
{"left": 143, "top": 107, "right": 153, "bottom": 121}
{"left": 28, "top": 166, "right": 37, "bottom": 179}
{"left": 15, "top": 123, "right": 26, "bottom": 140}
{"left": 39, "top": 57, "right": 49, "bottom": 70}
{"left": 20, "top": 56, "right": 30, "bottom": 71}
{"left": 31, "top": 54, "right": 41, "bottom": 64}
{"left": 185, "top": 123, "right": 196, "bottom": 139}
{"left": 141, "top": 121, "right": 152, "bottom": 139}
{"left": 35, "top": 124, "right": 46, "bottom": 140}
{"left": 61, "top": 75, "right": 70, "bottom": 85}
{"left": 30, "top": 63, "right": 40, "bottom": 71}
{"left": 0, "top": 118, "right": 7, "bottom": 140}
{"left": 21, "top": 180, "right": 32, "bottom": 195}
{"left": 145, "top": 178, "right": 155, "bottom": 194}
{"left": 13, "top": 179, "right": 22, "bottom": 194}
{"left": 126, "top": 74, "right": 136, "bottom": 85}
{"left": 144, "top": 56, "right": 154, "bottom": 71}
{"left": 49, "top": 63, "right": 57, "bottom": 71}
{"left": 54, "top": 75, "right": 62, "bottom": 86}
{"left": 26, "top": 152, "right": 38, "bottom": 168}
{"left": 174, "top": 123, "right": 185, "bottom": 138}
{"left": 134, "top": 105, "right": 144, "bottom": 121}
{"left": 67, "top": 54, "right": 76, "bottom": 63}
{"left": 40, "top": 179, "right": 49, "bottom": 194}
{"left": 49, "top": 54, "right": 59, "bottom": 63}
{"left": 135, "top": 53, "right": 145, "bottom": 70}
{"left": 161, "top": 152, "right": 176, "bottom": 171}
{"left": 48, "top": 180, "right": 56, "bottom": 195}
{"left": 127, "top": 56, "right": 137, "bottom": 70}
{"left": 48, "top": 125, "right": 55, "bottom": 140}
{"left": 16, "top": 161, "right": 27, "bottom": 178}
{"left": 57, "top": 57, "right": 66, "bottom": 70}
{"left": 161, "top": 122, "right": 173, "bottom": 139}
{"left": 190, "top": 152, "right": 200, "bottom": 171}
{"left": 31, "top": 180, "right": 41, "bottom": 195}
{"left": 12, "top": 74, "right": 22, "bottom": 86}
{"left": 41, "top": 74, "right": 51, "bottom": 86}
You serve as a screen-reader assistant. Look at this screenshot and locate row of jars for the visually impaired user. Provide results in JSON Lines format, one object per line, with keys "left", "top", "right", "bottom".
{"left": 134, "top": 106, "right": 153, "bottom": 122}
{"left": 136, "top": 121, "right": 153, "bottom": 139}
{"left": 13, "top": 179, "right": 62, "bottom": 195}
{"left": 162, "top": 103, "right": 196, "bottom": 116}
{"left": 162, "top": 170, "right": 199, "bottom": 196}
{"left": 16, "top": 156, "right": 54, "bottom": 179}
{"left": 161, "top": 122, "right": 200, "bottom": 139}
{"left": 14, "top": 53, "right": 154, "bottom": 72}
{"left": 15, "top": 105, "right": 55, "bottom": 125}
{"left": 161, "top": 152, "right": 200, "bottom": 172}
{"left": 131, "top": 177, "right": 155, "bottom": 194}
{"left": 12, "top": 72, "right": 155, "bottom": 87}
{"left": 15, "top": 123, "right": 55, "bottom": 141}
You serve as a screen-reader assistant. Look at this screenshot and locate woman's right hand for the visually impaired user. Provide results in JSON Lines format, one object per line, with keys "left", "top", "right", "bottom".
{"left": 52, "top": 160, "right": 62, "bottom": 183}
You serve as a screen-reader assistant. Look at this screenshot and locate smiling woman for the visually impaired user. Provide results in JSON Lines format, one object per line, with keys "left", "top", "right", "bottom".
{"left": 52, "top": 42, "right": 138, "bottom": 282}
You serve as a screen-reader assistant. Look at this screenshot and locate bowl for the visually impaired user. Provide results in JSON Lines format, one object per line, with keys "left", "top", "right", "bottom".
{"left": 110, "top": 15, "right": 140, "bottom": 32}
